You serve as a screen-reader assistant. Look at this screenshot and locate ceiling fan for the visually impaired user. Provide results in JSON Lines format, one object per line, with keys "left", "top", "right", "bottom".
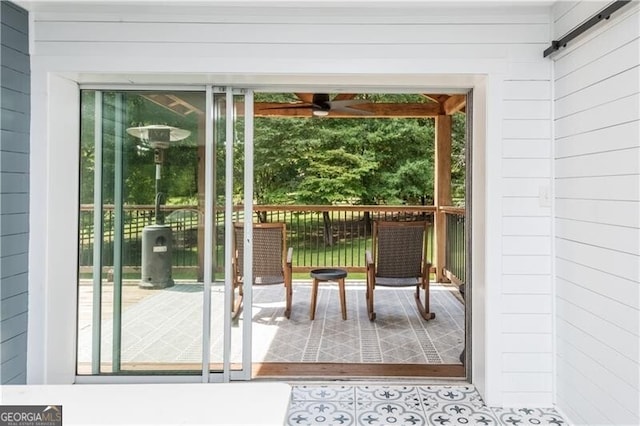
{"left": 277, "top": 93, "right": 373, "bottom": 117}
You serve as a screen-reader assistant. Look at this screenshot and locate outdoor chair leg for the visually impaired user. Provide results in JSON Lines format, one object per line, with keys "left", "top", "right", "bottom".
{"left": 415, "top": 282, "right": 435, "bottom": 320}
{"left": 366, "top": 280, "right": 376, "bottom": 321}
{"left": 310, "top": 278, "right": 319, "bottom": 320}
{"left": 338, "top": 278, "right": 347, "bottom": 320}
{"left": 231, "top": 283, "right": 243, "bottom": 320}
{"left": 284, "top": 282, "right": 292, "bottom": 319}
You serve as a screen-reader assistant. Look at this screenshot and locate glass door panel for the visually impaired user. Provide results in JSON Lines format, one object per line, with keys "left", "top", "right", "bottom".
{"left": 77, "top": 90, "right": 206, "bottom": 375}
{"left": 77, "top": 87, "right": 252, "bottom": 381}
{"left": 209, "top": 89, "right": 252, "bottom": 379}
{"left": 207, "top": 91, "right": 226, "bottom": 374}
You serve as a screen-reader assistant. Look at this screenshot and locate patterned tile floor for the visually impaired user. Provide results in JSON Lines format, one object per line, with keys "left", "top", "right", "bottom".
{"left": 287, "top": 384, "right": 567, "bottom": 425}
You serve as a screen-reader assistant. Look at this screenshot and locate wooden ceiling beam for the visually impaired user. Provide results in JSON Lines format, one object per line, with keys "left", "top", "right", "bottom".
{"left": 253, "top": 102, "right": 442, "bottom": 118}
{"left": 443, "top": 95, "right": 466, "bottom": 115}
{"left": 293, "top": 93, "right": 357, "bottom": 102}
{"left": 421, "top": 94, "right": 440, "bottom": 103}
{"left": 332, "top": 93, "right": 357, "bottom": 101}
{"left": 142, "top": 94, "right": 203, "bottom": 116}
{"left": 166, "top": 95, "right": 202, "bottom": 115}
{"left": 294, "top": 93, "right": 314, "bottom": 103}
{"left": 140, "top": 93, "right": 464, "bottom": 119}
{"left": 424, "top": 94, "right": 449, "bottom": 104}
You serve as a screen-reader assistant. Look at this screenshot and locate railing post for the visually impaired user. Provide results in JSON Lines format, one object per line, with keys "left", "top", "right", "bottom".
{"left": 435, "top": 115, "right": 452, "bottom": 282}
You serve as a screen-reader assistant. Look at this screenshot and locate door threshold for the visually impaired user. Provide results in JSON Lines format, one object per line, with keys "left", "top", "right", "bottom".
{"left": 252, "top": 362, "right": 464, "bottom": 379}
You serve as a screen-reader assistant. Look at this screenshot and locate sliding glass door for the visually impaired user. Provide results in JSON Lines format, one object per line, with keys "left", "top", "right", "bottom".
{"left": 76, "top": 87, "right": 253, "bottom": 381}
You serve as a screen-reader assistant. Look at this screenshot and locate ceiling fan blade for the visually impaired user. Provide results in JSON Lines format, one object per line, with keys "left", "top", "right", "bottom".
{"left": 259, "top": 103, "right": 312, "bottom": 110}
{"left": 327, "top": 99, "right": 373, "bottom": 115}
{"left": 330, "top": 105, "right": 374, "bottom": 115}
{"left": 327, "top": 99, "right": 368, "bottom": 109}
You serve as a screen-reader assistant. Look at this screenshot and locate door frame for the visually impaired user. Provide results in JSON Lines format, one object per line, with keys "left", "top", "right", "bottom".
{"left": 47, "top": 79, "right": 482, "bottom": 386}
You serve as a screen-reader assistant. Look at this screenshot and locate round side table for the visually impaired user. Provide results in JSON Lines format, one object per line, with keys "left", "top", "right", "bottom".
{"left": 309, "top": 268, "right": 348, "bottom": 320}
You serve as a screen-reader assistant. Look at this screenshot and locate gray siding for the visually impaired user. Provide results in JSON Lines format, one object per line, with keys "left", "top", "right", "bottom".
{"left": 0, "top": 1, "right": 30, "bottom": 385}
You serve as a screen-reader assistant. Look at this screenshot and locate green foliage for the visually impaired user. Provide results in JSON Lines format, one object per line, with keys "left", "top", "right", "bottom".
{"left": 251, "top": 103, "right": 442, "bottom": 206}
{"left": 296, "top": 147, "right": 376, "bottom": 204}
{"left": 387, "top": 159, "right": 433, "bottom": 204}
{"left": 451, "top": 112, "right": 466, "bottom": 205}
{"left": 80, "top": 91, "right": 466, "bottom": 209}
{"left": 358, "top": 118, "right": 435, "bottom": 205}
{"left": 253, "top": 117, "right": 307, "bottom": 204}
{"left": 79, "top": 91, "right": 97, "bottom": 204}
{"left": 79, "top": 91, "right": 203, "bottom": 205}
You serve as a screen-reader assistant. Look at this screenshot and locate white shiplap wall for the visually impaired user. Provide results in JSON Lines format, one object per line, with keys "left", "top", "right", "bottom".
{"left": 27, "top": 2, "right": 553, "bottom": 405}
{"left": 551, "top": 1, "right": 640, "bottom": 425}
{"left": 501, "top": 63, "right": 553, "bottom": 406}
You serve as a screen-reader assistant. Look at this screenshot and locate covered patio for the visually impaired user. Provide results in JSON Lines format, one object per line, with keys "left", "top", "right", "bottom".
{"left": 75, "top": 92, "right": 469, "bottom": 379}
{"left": 138, "top": 92, "right": 468, "bottom": 286}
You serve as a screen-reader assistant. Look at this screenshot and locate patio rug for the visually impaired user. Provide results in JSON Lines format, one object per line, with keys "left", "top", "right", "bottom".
{"left": 78, "top": 282, "right": 464, "bottom": 366}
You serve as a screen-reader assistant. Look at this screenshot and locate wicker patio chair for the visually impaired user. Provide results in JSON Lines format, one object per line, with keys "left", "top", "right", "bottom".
{"left": 365, "top": 220, "right": 435, "bottom": 321}
{"left": 232, "top": 222, "right": 293, "bottom": 319}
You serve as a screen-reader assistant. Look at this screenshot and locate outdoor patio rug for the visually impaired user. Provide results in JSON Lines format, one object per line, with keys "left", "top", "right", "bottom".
{"left": 253, "top": 283, "right": 464, "bottom": 364}
{"left": 78, "top": 282, "right": 464, "bottom": 366}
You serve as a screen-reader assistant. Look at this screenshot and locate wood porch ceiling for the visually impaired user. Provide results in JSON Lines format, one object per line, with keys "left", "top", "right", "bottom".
{"left": 142, "top": 93, "right": 466, "bottom": 118}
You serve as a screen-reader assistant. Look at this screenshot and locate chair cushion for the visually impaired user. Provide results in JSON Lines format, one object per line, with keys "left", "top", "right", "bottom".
{"left": 375, "top": 276, "right": 420, "bottom": 287}
{"left": 255, "top": 275, "right": 285, "bottom": 285}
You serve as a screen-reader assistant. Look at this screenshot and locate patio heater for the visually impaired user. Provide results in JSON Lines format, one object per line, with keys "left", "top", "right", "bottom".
{"left": 126, "top": 125, "right": 190, "bottom": 289}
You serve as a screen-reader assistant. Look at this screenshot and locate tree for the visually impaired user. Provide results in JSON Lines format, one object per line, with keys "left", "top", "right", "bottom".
{"left": 79, "top": 91, "right": 96, "bottom": 204}
{"left": 357, "top": 118, "right": 435, "bottom": 205}
{"left": 451, "top": 112, "right": 466, "bottom": 205}
{"left": 82, "top": 91, "right": 466, "bottom": 221}
{"left": 296, "top": 147, "right": 376, "bottom": 245}
{"left": 388, "top": 158, "right": 434, "bottom": 205}
{"left": 296, "top": 147, "right": 376, "bottom": 205}
{"left": 253, "top": 117, "right": 306, "bottom": 205}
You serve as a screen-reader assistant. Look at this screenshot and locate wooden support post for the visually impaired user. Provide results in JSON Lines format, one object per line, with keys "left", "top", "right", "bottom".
{"left": 197, "top": 116, "right": 206, "bottom": 282}
{"left": 434, "top": 115, "right": 452, "bottom": 282}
